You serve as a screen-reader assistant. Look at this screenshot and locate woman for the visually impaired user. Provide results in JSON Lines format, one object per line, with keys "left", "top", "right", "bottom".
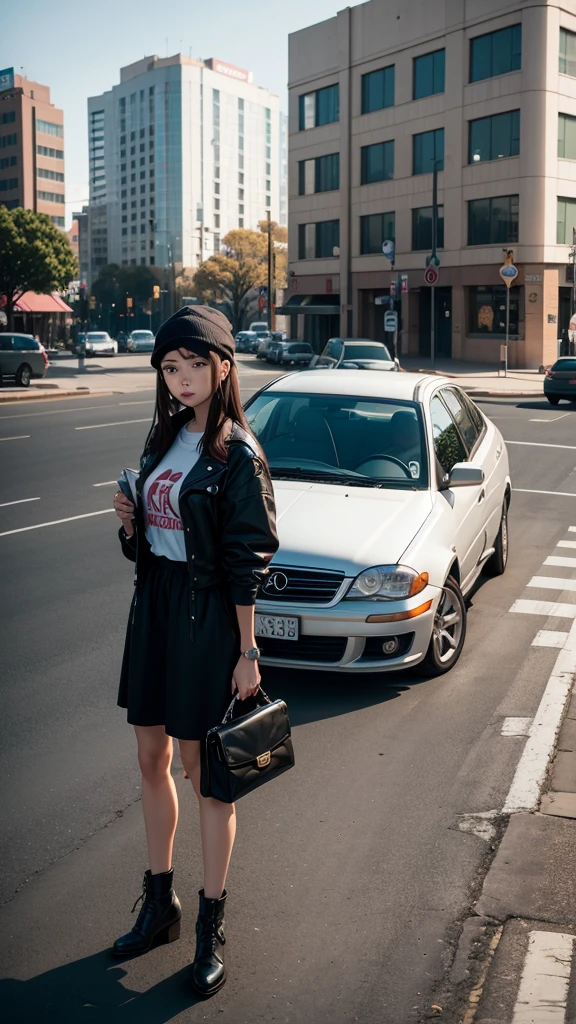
{"left": 112, "top": 305, "right": 278, "bottom": 996}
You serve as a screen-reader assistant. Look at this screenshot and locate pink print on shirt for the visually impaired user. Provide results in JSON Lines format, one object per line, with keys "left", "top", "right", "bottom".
{"left": 146, "top": 469, "right": 184, "bottom": 531}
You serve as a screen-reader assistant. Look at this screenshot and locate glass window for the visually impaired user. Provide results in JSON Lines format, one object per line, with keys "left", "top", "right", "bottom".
{"left": 413, "top": 49, "right": 446, "bottom": 99}
{"left": 558, "top": 113, "right": 576, "bottom": 159}
{"left": 412, "top": 206, "right": 445, "bottom": 250}
{"left": 36, "top": 119, "right": 64, "bottom": 137}
{"left": 470, "top": 110, "right": 520, "bottom": 162}
{"left": 299, "top": 85, "right": 339, "bottom": 129}
{"left": 430, "top": 395, "right": 467, "bottom": 474}
{"left": 440, "top": 389, "right": 481, "bottom": 453}
{"left": 361, "top": 66, "right": 395, "bottom": 114}
{"left": 14, "top": 336, "right": 40, "bottom": 351}
{"left": 560, "top": 28, "right": 576, "bottom": 76}
{"left": 361, "top": 140, "right": 394, "bottom": 184}
{"left": 468, "top": 195, "right": 519, "bottom": 245}
{"left": 315, "top": 153, "right": 339, "bottom": 192}
{"left": 469, "top": 285, "right": 520, "bottom": 336}
{"left": 413, "top": 128, "right": 444, "bottom": 174}
{"left": 316, "top": 219, "right": 339, "bottom": 257}
{"left": 360, "top": 212, "right": 395, "bottom": 254}
{"left": 470, "top": 25, "right": 522, "bottom": 82}
{"left": 557, "top": 197, "right": 576, "bottom": 244}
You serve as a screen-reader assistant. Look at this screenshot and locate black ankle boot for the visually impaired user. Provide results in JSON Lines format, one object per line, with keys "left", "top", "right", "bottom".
{"left": 112, "top": 868, "right": 182, "bottom": 957}
{"left": 190, "top": 889, "right": 227, "bottom": 996}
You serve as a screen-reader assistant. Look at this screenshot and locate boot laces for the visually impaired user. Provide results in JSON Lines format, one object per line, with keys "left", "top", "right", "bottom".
{"left": 131, "top": 876, "right": 148, "bottom": 914}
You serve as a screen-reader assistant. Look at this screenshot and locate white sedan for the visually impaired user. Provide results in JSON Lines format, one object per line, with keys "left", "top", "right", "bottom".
{"left": 246, "top": 370, "right": 510, "bottom": 676}
{"left": 84, "top": 332, "right": 117, "bottom": 357}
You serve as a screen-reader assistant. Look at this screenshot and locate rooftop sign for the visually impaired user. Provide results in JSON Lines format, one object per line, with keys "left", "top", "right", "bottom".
{"left": 205, "top": 59, "right": 253, "bottom": 84}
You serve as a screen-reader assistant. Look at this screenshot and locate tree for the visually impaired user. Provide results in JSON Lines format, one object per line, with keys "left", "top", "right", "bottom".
{"left": 194, "top": 228, "right": 286, "bottom": 333}
{"left": 0, "top": 207, "right": 78, "bottom": 329}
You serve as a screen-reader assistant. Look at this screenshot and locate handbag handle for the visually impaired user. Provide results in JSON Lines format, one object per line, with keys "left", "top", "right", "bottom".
{"left": 222, "top": 687, "right": 272, "bottom": 724}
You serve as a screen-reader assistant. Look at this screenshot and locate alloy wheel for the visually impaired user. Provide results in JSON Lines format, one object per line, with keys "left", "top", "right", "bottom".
{"left": 432, "top": 587, "right": 464, "bottom": 665}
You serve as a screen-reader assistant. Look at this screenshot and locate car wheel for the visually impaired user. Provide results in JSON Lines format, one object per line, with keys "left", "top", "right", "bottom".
{"left": 547, "top": 395, "right": 560, "bottom": 405}
{"left": 485, "top": 500, "right": 509, "bottom": 578}
{"left": 420, "top": 576, "right": 467, "bottom": 677}
{"left": 16, "top": 363, "right": 32, "bottom": 387}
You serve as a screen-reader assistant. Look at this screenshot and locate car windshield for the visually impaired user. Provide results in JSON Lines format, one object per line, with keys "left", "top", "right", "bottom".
{"left": 288, "top": 344, "right": 311, "bottom": 353}
{"left": 131, "top": 332, "right": 153, "bottom": 340}
{"left": 87, "top": 333, "right": 108, "bottom": 341}
{"left": 245, "top": 391, "right": 429, "bottom": 489}
{"left": 552, "top": 358, "right": 576, "bottom": 371}
{"left": 344, "top": 344, "right": 392, "bottom": 361}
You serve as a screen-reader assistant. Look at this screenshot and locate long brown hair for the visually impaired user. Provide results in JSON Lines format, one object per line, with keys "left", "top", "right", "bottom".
{"left": 143, "top": 349, "right": 252, "bottom": 463}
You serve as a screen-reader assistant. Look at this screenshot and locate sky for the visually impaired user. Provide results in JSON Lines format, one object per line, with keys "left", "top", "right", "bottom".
{"left": 3, "top": 0, "right": 356, "bottom": 228}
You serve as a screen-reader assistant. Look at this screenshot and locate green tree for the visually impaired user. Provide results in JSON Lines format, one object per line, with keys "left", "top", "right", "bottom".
{"left": 0, "top": 207, "right": 78, "bottom": 329}
{"left": 194, "top": 228, "right": 286, "bottom": 333}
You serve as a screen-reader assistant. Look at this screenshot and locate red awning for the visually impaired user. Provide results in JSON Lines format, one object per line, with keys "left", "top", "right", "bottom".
{"left": 14, "top": 291, "right": 73, "bottom": 314}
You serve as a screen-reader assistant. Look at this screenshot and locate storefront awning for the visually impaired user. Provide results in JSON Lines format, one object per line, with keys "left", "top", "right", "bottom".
{"left": 276, "top": 294, "right": 340, "bottom": 316}
{"left": 14, "top": 291, "right": 73, "bottom": 313}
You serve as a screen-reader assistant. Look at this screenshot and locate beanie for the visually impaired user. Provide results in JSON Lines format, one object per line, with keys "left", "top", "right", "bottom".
{"left": 151, "top": 305, "right": 235, "bottom": 369}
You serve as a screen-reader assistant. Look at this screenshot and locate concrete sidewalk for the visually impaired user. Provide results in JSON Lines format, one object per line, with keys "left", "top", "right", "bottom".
{"left": 401, "top": 357, "right": 547, "bottom": 397}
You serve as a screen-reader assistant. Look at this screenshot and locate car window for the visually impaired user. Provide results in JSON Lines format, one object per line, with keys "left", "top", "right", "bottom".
{"left": 440, "top": 388, "right": 481, "bottom": 453}
{"left": 344, "top": 343, "right": 392, "bottom": 361}
{"left": 289, "top": 344, "right": 310, "bottom": 353}
{"left": 14, "top": 336, "right": 39, "bottom": 351}
{"left": 0, "top": 335, "right": 13, "bottom": 350}
{"left": 552, "top": 358, "right": 576, "bottom": 371}
{"left": 430, "top": 394, "right": 467, "bottom": 474}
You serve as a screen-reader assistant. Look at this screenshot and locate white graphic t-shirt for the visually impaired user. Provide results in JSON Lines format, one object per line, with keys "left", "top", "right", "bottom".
{"left": 142, "top": 426, "right": 203, "bottom": 561}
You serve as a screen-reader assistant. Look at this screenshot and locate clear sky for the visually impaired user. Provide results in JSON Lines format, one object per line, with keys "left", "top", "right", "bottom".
{"left": 4, "top": 0, "right": 355, "bottom": 227}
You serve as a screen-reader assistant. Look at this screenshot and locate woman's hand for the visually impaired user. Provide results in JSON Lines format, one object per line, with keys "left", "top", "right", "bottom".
{"left": 113, "top": 491, "right": 135, "bottom": 538}
{"left": 231, "top": 656, "right": 261, "bottom": 701}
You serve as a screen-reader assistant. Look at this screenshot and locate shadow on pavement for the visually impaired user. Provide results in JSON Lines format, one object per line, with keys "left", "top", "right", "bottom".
{"left": 46, "top": 364, "right": 155, "bottom": 379}
{"left": 0, "top": 953, "right": 204, "bottom": 1024}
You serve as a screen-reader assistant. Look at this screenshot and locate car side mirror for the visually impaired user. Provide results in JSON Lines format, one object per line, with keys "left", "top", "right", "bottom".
{"left": 448, "top": 463, "right": 485, "bottom": 487}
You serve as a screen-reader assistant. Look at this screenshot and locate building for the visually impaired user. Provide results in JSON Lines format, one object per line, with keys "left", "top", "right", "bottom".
{"left": 279, "top": 112, "right": 288, "bottom": 227}
{"left": 72, "top": 206, "right": 90, "bottom": 286}
{"left": 87, "top": 54, "right": 281, "bottom": 281}
{"left": 67, "top": 218, "right": 79, "bottom": 258}
{"left": 0, "top": 67, "right": 65, "bottom": 229}
{"left": 284, "top": 0, "right": 576, "bottom": 366}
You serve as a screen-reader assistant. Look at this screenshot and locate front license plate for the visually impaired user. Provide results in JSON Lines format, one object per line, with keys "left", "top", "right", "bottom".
{"left": 255, "top": 614, "right": 299, "bottom": 641}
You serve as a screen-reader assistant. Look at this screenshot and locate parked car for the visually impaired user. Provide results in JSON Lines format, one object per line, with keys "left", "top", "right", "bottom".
{"left": 84, "top": 332, "right": 118, "bottom": 357}
{"left": 544, "top": 357, "right": 576, "bottom": 404}
{"left": 269, "top": 340, "right": 315, "bottom": 366}
{"left": 256, "top": 337, "right": 276, "bottom": 360}
{"left": 248, "top": 335, "right": 263, "bottom": 353}
{"left": 235, "top": 331, "right": 260, "bottom": 353}
{"left": 0, "top": 333, "right": 49, "bottom": 386}
{"left": 127, "top": 329, "right": 155, "bottom": 353}
{"left": 249, "top": 321, "right": 270, "bottom": 336}
{"left": 314, "top": 338, "right": 399, "bottom": 371}
{"left": 245, "top": 370, "right": 510, "bottom": 677}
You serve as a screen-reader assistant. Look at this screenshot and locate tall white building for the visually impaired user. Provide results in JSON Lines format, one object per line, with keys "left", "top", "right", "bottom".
{"left": 87, "top": 54, "right": 281, "bottom": 281}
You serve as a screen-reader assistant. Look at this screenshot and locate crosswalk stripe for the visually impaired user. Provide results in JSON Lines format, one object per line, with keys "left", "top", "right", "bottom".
{"left": 528, "top": 576, "right": 576, "bottom": 592}
{"left": 511, "top": 931, "right": 574, "bottom": 1023}
{"left": 510, "top": 599, "right": 576, "bottom": 618}
{"left": 545, "top": 556, "right": 576, "bottom": 568}
{"left": 557, "top": 540, "right": 576, "bottom": 549}
{"left": 569, "top": 526, "right": 576, "bottom": 533}
{"left": 532, "top": 630, "right": 570, "bottom": 648}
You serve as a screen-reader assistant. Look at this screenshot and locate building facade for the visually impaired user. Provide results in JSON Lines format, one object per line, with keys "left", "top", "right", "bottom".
{"left": 0, "top": 68, "right": 65, "bottom": 229}
{"left": 87, "top": 54, "right": 281, "bottom": 283}
{"left": 285, "top": 0, "right": 576, "bottom": 366}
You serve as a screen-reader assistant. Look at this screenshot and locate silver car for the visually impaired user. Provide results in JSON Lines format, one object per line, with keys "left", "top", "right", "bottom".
{"left": 315, "top": 338, "right": 399, "bottom": 371}
{"left": 0, "top": 333, "right": 49, "bottom": 386}
{"left": 84, "top": 332, "right": 118, "bottom": 357}
{"left": 127, "top": 330, "right": 155, "bottom": 353}
{"left": 270, "top": 341, "right": 314, "bottom": 365}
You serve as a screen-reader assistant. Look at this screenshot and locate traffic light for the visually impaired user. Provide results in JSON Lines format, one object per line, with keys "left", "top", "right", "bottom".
{"left": 126, "top": 296, "right": 133, "bottom": 309}
{"left": 89, "top": 295, "right": 96, "bottom": 310}
{"left": 153, "top": 285, "right": 160, "bottom": 300}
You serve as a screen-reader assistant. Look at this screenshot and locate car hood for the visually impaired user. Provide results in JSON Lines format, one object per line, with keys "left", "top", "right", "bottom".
{"left": 271, "top": 480, "right": 434, "bottom": 576}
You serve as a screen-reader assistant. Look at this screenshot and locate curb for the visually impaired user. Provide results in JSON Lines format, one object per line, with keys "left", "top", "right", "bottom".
{"left": 0, "top": 388, "right": 116, "bottom": 403}
{"left": 463, "top": 388, "right": 540, "bottom": 398}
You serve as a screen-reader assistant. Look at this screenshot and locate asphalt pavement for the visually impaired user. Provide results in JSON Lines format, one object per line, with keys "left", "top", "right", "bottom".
{"left": 1, "top": 375, "right": 576, "bottom": 1024}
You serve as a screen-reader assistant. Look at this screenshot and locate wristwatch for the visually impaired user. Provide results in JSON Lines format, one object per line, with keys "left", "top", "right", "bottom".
{"left": 242, "top": 647, "right": 261, "bottom": 661}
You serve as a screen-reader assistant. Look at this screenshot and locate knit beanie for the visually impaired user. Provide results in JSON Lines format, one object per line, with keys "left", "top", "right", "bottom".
{"left": 151, "top": 305, "right": 235, "bottom": 368}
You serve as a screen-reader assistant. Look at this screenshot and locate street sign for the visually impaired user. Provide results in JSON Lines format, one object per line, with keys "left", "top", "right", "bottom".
{"left": 424, "top": 265, "right": 439, "bottom": 286}
{"left": 384, "top": 311, "right": 398, "bottom": 332}
{"left": 382, "top": 239, "right": 395, "bottom": 261}
{"left": 401, "top": 274, "right": 408, "bottom": 294}
{"left": 375, "top": 296, "right": 387, "bottom": 306}
{"left": 499, "top": 264, "right": 518, "bottom": 289}
{"left": 390, "top": 281, "right": 397, "bottom": 297}
{"left": 425, "top": 254, "right": 441, "bottom": 268}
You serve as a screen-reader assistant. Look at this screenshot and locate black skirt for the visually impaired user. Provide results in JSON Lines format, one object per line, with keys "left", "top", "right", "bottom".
{"left": 117, "top": 554, "right": 239, "bottom": 740}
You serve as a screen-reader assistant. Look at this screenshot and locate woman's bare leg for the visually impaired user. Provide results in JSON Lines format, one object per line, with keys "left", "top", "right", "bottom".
{"left": 179, "top": 739, "right": 236, "bottom": 898}
{"left": 135, "top": 724, "right": 178, "bottom": 874}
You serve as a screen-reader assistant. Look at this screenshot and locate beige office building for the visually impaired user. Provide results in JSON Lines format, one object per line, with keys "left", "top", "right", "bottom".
{"left": 284, "top": 0, "right": 576, "bottom": 366}
{"left": 0, "top": 68, "right": 65, "bottom": 229}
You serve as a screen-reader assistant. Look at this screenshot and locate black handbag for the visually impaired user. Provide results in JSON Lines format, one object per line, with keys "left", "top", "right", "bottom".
{"left": 200, "top": 689, "right": 294, "bottom": 803}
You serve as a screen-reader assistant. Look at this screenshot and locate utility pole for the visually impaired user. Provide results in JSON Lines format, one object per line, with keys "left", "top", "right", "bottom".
{"left": 430, "top": 161, "right": 439, "bottom": 370}
{"left": 267, "top": 211, "right": 275, "bottom": 331}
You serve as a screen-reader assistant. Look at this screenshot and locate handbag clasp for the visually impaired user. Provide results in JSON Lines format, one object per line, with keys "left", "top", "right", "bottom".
{"left": 256, "top": 751, "right": 271, "bottom": 768}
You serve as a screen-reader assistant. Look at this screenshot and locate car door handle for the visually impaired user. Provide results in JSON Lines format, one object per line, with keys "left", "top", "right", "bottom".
{"left": 477, "top": 489, "right": 486, "bottom": 503}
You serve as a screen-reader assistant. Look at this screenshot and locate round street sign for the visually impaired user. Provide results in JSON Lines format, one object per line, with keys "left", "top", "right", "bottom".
{"left": 424, "top": 265, "right": 439, "bottom": 286}
{"left": 499, "top": 264, "right": 518, "bottom": 288}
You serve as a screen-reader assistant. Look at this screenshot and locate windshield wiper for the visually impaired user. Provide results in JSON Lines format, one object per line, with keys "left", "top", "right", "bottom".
{"left": 270, "top": 467, "right": 385, "bottom": 487}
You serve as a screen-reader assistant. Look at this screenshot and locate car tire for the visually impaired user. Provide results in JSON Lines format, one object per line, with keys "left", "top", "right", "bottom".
{"left": 547, "top": 395, "right": 560, "bottom": 405}
{"left": 16, "top": 363, "right": 32, "bottom": 387}
{"left": 484, "top": 500, "right": 509, "bottom": 578}
{"left": 420, "top": 576, "right": 467, "bottom": 677}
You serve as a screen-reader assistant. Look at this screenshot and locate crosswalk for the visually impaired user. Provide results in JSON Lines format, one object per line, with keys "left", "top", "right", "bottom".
{"left": 509, "top": 528, "right": 576, "bottom": 632}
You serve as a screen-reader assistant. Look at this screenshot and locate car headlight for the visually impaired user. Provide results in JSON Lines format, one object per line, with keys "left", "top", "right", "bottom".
{"left": 346, "top": 565, "right": 429, "bottom": 601}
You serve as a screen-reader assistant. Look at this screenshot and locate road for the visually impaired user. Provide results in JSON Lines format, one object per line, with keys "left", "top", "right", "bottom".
{"left": 0, "top": 371, "right": 575, "bottom": 1024}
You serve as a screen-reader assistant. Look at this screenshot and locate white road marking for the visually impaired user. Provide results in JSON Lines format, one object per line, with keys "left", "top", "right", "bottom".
{"left": 511, "top": 931, "right": 574, "bottom": 1023}
{"left": 532, "top": 630, "right": 570, "bottom": 648}
{"left": 0, "top": 403, "right": 119, "bottom": 420}
{"left": 0, "top": 435, "right": 30, "bottom": 442}
{"left": 505, "top": 439, "right": 576, "bottom": 450}
{"left": 503, "top": 617, "right": 576, "bottom": 813}
{"left": 502, "top": 717, "right": 532, "bottom": 736}
{"left": 0, "top": 508, "right": 114, "bottom": 538}
{"left": 118, "top": 400, "right": 155, "bottom": 406}
{"left": 529, "top": 413, "right": 571, "bottom": 422}
{"left": 510, "top": 599, "right": 576, "bottom": 618}
{"left": 75, "top": 418, "right": 150, "bottom": 431}
{"left": 0, "top": 497, "right": 40, "bottom": 508}
{"left": 569, "top": 526, "right": 576, "bottom": 532}
{"left": 557, "top": 540, "right": 576, "bottom": 549}
{"left": 545, "top": 556, "right": 576, "bottom": 568}
{"left": 93, "top": 480, "right": 117, "bottom": 487}
{"left": 515, "top": 489, "right": 576, "bottom": 499}
{"left": 528, "top": 576, "right": 576, "bottom": 592}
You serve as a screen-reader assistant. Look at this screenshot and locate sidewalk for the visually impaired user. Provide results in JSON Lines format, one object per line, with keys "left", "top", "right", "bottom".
{"left": 400, "top": 357, "right": 546, "bottom": 398}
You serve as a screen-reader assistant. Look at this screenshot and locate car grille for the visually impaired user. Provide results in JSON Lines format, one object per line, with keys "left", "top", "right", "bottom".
{"left": 259, "top": 566, "right": 345, "bottom": 604}
{"left": 260, "top": 635, "right": 347, "bottom": 663}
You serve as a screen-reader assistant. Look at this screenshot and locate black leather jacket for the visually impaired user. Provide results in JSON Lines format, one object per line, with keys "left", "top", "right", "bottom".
{"left": 119, "top": 412, "right": 279, "bottom": 638}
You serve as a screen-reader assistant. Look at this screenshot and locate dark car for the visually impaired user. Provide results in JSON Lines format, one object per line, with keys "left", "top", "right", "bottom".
{"left": 235, "top": 331, "right": 260, "bottom": 353}
{"left": 0, "top": 333, "right": 49, "bottom": 387}
{"left": 544, "top": 357, "right": 576, "bottom": 404}
{"left": 256, "top": 336, "right": 275, "bottom": 360}
{"left": 314, "top": 338, "right": 399, "bottom": 372}
{"left": 269, "top": 340, "right": 314, "bottom": 365}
